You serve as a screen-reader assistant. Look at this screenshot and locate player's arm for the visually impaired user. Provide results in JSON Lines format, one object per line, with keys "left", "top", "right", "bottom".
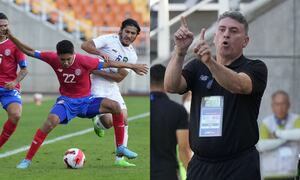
{"left": 96, "top": 60, "right": 148, "bottom": 75}
{"left": 176, "top": 129, "right": 192, "bottom": 170}
{"left": 81, "top": 40, "right": 109, "bottom": 61}
{"left": 4, "top": 67, "right": 28, "bottom": 90}
{"left": 6, "top": 30, "right": 35, "bottom": 57}
{"left": 92, "top": 68, "right": 129, "bottom": 83}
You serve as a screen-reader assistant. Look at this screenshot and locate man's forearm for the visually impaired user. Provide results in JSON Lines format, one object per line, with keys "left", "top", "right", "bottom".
{"left": 92, "top": 70, "right": 126, "bottom": 83}
{"left": 15, "top": 68, "right": 28, "bottom": 83}
{"left": 164, "top": 51, "right": 186, "bottom": 93}
{"left": 205, "top": 60, "right": 251, "bottom": 94}
{"left": 9, "top": 33, "right": 35, "bottom": 57}
{"left": 179, "top": 148, "right": 192, "bottom": 170}
{"left": 105, "top": 60, "right": 132, "bottom": 69}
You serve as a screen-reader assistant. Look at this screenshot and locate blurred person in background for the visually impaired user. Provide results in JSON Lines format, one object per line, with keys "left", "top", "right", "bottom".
{"left": 81, "top": 18, "right": 140, "bottom": 167}
{"left": 150, "top": 64, "right": 192, "bottom": 180}
{"left": 164, "top": 11, "right": 268, "bottom": 180}
{"left": 258, "top": 90, "right": 300, "bottom": 180}
{"left": 0, "top": 12, "right": 28, "bottom": 149}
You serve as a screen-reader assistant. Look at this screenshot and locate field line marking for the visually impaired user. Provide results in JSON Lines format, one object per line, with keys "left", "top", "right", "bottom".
{"left": 0, "top": 112, "right": 149, "bottom": 158}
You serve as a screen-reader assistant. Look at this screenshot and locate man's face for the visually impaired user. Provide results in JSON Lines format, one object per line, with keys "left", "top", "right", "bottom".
{"left": 0, "top": 19, "right": 8, "bottom": 36}
{"left": 272, "top": 94, "right": 290, "bottom": 120}
{"left": 119, "top": 25, "right": 138, "bottom": 46}
{"left": 213, "top": 17, "right": 249, "bottom": 59}
{"left": 58, "top": 53, "right": 74, "bottom": 68}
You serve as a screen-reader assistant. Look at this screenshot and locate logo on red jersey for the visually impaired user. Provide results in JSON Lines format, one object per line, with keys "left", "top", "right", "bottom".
{"left": 57, "top": 68, "right": 63, "bottom": 72}
{"left": 75, "top": 69, "right": 81, "bottom": 76}
{"left": 4, "top": 49, "right": 11, "bottom": 56}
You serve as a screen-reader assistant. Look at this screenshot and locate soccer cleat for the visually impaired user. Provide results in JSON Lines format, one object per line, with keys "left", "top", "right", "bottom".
{"left": 94, "top": 126, "right": 105, "bottom": 137}
{"left": 116, "top": 145, "right": 138, "bottom": 159}
{"left": 114, "top": 159, "right": 136, "bottom": 167}
{"left": 16, "top": 159, "right": 32, "bottom": 169}
{"left": 92, "top": 116, "right": 105, "bottom": 137}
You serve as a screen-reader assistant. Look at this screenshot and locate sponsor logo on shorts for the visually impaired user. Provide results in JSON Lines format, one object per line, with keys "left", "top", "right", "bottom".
{"left": 57, "top": 100, "right": 64, "bottom": 104}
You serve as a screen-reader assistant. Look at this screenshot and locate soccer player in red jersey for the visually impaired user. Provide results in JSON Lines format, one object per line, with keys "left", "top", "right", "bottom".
{"left": 6, "top": 30, "right": 148, "bottom": 169}
{"left": 0, "top": 13, "right": 28, "bottom": 149}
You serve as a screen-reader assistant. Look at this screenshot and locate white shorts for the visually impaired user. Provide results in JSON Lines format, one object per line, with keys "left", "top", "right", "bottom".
{"left": 92, "top": 88, "right": 127, "bottom": 110}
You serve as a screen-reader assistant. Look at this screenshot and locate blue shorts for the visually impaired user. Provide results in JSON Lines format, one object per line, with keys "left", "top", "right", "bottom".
{"left": 50, "top": 95, "right": 103, "bottom": 124}
{"left": 0, "top": 87, "right": 22, "bottom": 110}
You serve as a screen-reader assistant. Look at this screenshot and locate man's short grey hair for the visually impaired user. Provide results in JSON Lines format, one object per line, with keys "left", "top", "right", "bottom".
{"left": 218, "top": 11, "right": 249, "bottom": 35}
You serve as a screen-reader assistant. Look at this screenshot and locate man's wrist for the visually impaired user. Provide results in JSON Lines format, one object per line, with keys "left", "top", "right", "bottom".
{"left": 174, "top": 46, "right": 187, "bottom": 57}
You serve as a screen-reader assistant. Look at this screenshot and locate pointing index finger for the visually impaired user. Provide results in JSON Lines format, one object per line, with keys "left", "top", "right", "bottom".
{"left": 181, "top": 16, "right": 188, "bottom": 28}
{"left": 200, "top": 28, "right": 206, "bottom": 41}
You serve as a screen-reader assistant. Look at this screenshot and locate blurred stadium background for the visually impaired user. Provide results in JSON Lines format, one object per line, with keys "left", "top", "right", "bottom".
{"left": 150, "top": 0, "right": 300, "bottom": 179}
{"left": 0, "top": 0, "right": 150, "bottom": 95}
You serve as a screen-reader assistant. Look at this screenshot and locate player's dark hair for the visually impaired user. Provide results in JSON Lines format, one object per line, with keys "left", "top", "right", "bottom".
{"left": 0, "top": 12, "right": 8, "bottom": 20}
{"left": 121, "top": 18, "right": 141, "bottom": 34}
{"left": 150, "top": 64, "right": 166, "bottom": 85}
{"left": 218, "top": 11, "right": 248, "bottom": 35}
{"left": 56, "top": 40, "right": 74, "bottom": 55}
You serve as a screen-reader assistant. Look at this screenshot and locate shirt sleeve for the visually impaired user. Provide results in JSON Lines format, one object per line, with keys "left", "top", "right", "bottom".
{"left": 82, "top": 55, "right": 103, "bottom": 71}
{"left": 34, "top": 51, "right": 56, "bottom": 64}
{"left": 92, "top": 35, "right": 108, "bottom": 49}
{"left": 176, "top": 106, "right": 189, "bottom": 130}
{"left": 241, "top": 60, "right": 268, "bottom": 94}
{"left": 182, "top": 59, "right": 198, "bottom": 93}
{"left": 14, "top": 48, "right": 27, "bottom": 68}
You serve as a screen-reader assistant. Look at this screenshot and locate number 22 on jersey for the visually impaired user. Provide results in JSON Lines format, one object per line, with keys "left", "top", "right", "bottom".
{"left": 63, "top": 73, "right": 76, "bottom": 83}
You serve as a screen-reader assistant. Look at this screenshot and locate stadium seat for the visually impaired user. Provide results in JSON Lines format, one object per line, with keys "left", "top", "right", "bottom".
{"left": 12, "top": 0, "right": 149, "bottom": 44}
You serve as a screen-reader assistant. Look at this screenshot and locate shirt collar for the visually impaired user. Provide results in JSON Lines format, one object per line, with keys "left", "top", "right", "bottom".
{"left": 225, "top": 54, "right": 246, "bottom": 69}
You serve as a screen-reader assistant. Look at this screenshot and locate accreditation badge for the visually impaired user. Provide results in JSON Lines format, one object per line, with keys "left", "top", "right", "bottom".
{"left": 199, "top": 96, "right": 224, "bottom": 137}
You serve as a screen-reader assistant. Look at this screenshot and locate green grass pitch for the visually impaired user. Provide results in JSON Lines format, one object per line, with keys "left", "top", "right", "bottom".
{"left": 0, "top": 96, "right": 149, "bottom": 180}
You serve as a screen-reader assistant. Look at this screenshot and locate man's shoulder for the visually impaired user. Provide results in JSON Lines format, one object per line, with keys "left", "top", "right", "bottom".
{"left": 96, "top": 34, "right": 118, "bottom": 40}
{"left": 243, "top": 56, "right": 267, "bottom": 67}
{"left": 166, "top": 99, "right": 187, "bottom": 113}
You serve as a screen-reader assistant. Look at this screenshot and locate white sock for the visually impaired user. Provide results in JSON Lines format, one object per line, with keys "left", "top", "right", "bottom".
{"left": 123, "top": 125, "right": 128, "bottom": 147}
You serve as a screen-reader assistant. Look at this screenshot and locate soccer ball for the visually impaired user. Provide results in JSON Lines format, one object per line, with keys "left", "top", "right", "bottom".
{"left": 63, "top": 148, "right": 85, "bottom": 169}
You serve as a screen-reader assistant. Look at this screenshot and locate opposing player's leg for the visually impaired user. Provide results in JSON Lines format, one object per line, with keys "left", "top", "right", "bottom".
{"left": 98, "top": 98, "right": 137, "bottom": 159}
{"left": 92, "top": 114, "right": 112, "bottom": 137}
{"left": 0, "top": 90, "right": 22, "bottom": 149}
{"left": 114, "top": 109, "right": 135, "bottom": 167}
{"left": 17, "top": 105, "right": 65, "bottom": 169}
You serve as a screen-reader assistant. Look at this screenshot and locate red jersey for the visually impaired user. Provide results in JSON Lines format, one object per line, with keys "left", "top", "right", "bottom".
{"left": 0, "top": 39, "right": 27, "bottom": 90}
{"left": 35, "top": 51, "right": 102, "bottom": 98}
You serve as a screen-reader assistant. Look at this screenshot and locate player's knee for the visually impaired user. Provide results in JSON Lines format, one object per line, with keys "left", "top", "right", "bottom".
{"left": 8, "top": 112, "right": 21, "bottom": 123}
{"left": 43, "top": 115, "right": 59, "bottom": 133}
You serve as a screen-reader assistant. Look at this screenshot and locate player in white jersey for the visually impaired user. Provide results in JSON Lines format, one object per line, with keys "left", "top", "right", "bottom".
{"left": 81, "top": 18, "right": 140, "bottom": 167}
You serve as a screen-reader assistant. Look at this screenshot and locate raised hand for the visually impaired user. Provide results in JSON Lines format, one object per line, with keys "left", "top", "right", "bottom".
{"left": 132, "top": 64, "right": 148, "bottom": 75}
{"left": 174, "top": 16, "right": 194, "bottom": 55}
{"left": 193, "top": 28, "right": 212, "bottom": 64}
